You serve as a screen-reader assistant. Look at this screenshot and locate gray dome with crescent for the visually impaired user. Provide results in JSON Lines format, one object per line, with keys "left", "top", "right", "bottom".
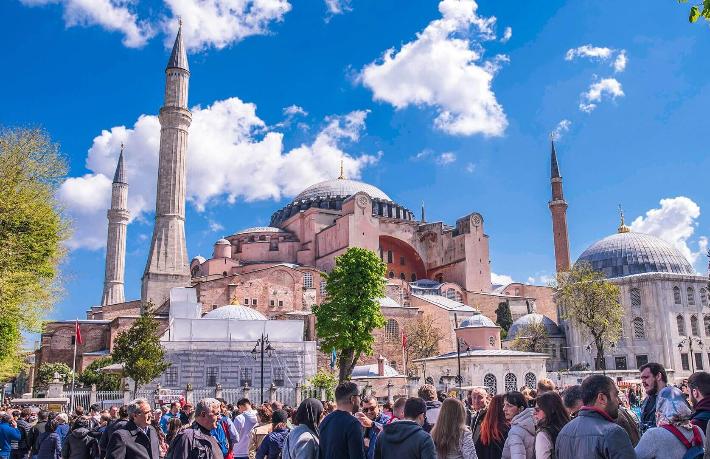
{"left": 294, "top": 178, "right": 391, "bottom": 202}
{"left": 203, "top": 305, "right": 267, "bottom": 321}
{"left": 236, "top": 226, "right": 284, "bottom": 235}
{"left": 507, "top": 313, "right": 563, "bottom": 340}
{"left": 459, "top": 313, "right": 497, "bottom": 328}
{"left": 576, "top": 232, "right": 694, "bottom": 279}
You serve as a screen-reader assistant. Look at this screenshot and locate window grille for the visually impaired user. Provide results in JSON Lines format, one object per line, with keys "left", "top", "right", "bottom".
{"left": 483, "top": 374, "right": 497, "bottom": 395}
{"left": 630, "top": 288, "right": 641, "bottom": 307}
{"left": 385, "top": 319, "right": 399, "bottom": 342}
{"left": 691, "top": 315, "right": 700, "bottom": 336}
{"left": 303, "top": 272, "right": 313, "bottom": 289}
{"left": 524, "top": 373, "right": 536, "bottom": 389}
{"left": 633, "top": 317, "right": 645, "bottom": 339}
{"left": 688, "top": 287, "right": 696, "bottom": 306}
{"left": 674, "top": 286, "right": 682, "bottom": 305}
{"left": 504, "top": 373, "right": 517, "bottom": 392}
{"left": 677, "top": 315, "right": 686, "bottom": 336}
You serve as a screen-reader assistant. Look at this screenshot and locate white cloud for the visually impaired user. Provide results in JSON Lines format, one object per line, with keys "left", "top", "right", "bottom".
{"left": 359, "top": 0, "right": 508, "bottom": 137}
{"left": 465, "top": 162, "right": 476, "bottom": 173}
{"left": 324, "top": 0, "right": 351, "bottom": 16}
{"left": 282, "top": 105, "right": 308, "bottom": 117}
{"left": 630, "top": 196, "right": 708, "bottom": 267}
{"left": 208, "top": 220, "right": 224, "bottom": 233}
{"left": 551, "top": 119, "right": 571, "bottom": 140}
{"left": 500, "top": 26, "right": 512, "bottom": 43}
{"left": 436, "top": 152, "right": 457, "bottom": 165}
{"left": 565, "top": 44, "right": 613, "bottom": 61}
{"left": 578, "top": 77, "right": 624, "bottom": 113}
{"left": 613, "top": 50, "right": 627, "bottom": 73}
{"left": 20, "top": 0, "right": 153, "bottom": 47}
{"left": 491, "top": 272, "right": 514, "bottom": 286}
{"left": 58, "top": 98, "right": 379, "bottom": 250}
{"left": 526, "top": 274, "right": 555, "bottom": 286}
{"left": 162, "top": 0, "right": 292, "bottom": 51}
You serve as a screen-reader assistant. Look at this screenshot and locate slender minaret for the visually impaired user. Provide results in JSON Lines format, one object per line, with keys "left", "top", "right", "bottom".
{"left": 549, "top": 140, "right": 571, "bottom": 272}
{"left": 102, "top": 145, "right": 129, "bottom": 306}
{"left": 141, "top": 22, "right": 191, "bottom": 305}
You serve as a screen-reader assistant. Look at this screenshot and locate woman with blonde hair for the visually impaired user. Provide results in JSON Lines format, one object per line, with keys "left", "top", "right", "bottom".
{"left": 430, "top": 398, "right": 477, "bottom": 459}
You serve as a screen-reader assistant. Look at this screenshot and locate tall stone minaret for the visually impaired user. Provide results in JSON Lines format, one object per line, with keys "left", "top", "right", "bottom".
{"left": 549, "top": 140, "right": 571, "bottom": 273}
{"left": 102, "top": 145, "right": 129, "bottom": 306}
{"left": 141, "top": 22, "right": 191, "bottom": 305}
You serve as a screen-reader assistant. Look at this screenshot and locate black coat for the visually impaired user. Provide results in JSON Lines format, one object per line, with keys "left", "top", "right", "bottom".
{"left": 100, "top": 420, "right": 128, "bottom": 459}
{"left": 62, "top": 428, "right": 98, "bottom": 459}
{"left": 106, "top": 421, "right": 160, "bottom": 459}
{"left": 373, "top": 420, "right": 435, "bottom": 459}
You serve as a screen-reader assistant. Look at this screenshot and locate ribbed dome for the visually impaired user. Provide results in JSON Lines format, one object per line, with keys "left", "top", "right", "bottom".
{"left": 507, "top": 313, "right": 562, "bottom": 340}
{"left": 459, "top": 314, "right": 497, "bottom": 328}
{"left": 294, "top": 179, "right": 391, "bottom": 202}
{"left": 236, "top": 226, "right": 283, "bottom": 234}
{"left": 576, "top": 232, "right": 694, "bottom": 279}
{"left": 203, "top": 305, "right": 267, "bottom": 321}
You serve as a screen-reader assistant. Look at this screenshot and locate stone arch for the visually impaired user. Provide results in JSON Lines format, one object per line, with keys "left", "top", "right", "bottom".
{"left": 483, "top": 374, "right": 497, "bottom": 394}
{"left": 378, "top": 235, "right": 426, "bottom": 281}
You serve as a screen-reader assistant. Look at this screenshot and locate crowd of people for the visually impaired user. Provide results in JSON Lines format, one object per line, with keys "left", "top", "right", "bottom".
{"left": 2, "top": 362, "right": 710, "bottom": 458}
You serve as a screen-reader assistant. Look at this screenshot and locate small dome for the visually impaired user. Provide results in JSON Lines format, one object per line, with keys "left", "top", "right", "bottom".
{"left": 576, "top": 231, "right": 694, "bottom": 279}
{"left": 191, "top": 255, "right": 206, "bottom": 264}
{"left": 459, "top": 313, "right": 497, "bottom": 328}
{"left": 293, "top": 178, "right": 391, "bottom": 202}
{"left": 351, "top": 363, "right": 400, "bottom": 378}
{"left": 215, "top": 238, "right": 230, "bottom": 245}
{"left": 236, "top": 226, "right": 283, "bottom": 234}
{"left": 507, "top": 313, "right": 562, "bottom": 340}
{"left": 203, "top": 305, "right": 267, "bottom": 321}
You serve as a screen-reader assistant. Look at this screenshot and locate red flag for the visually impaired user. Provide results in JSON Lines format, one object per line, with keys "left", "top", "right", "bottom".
{"left": 75, "top": 320, "right": 83, "bottom": 345}
{"left": 401, "top": 330, "right": 407, "bottom": 349}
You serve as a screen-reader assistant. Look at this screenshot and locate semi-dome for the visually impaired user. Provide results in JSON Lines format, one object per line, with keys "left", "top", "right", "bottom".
{"left": 507, "top": 313, "right": 562, "bottom": 340}
{"left": 203, "top": 305, "right": 267, "bottom": 321}
{"left": 294, "top": 178, "right": 391, "bottom": 202}
{"left": 576, "top": 231, "right": 694, "bottom": 279}
{"left": 459, "top": 313, "right": 497, "bottom": 328}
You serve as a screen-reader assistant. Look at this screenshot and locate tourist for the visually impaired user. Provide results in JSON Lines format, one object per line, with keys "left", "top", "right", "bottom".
{"left": 165, "top": 419, "right": 183, "bottom": 447}
{"left": 475, "top": 395, "right": 509, "bottom": 459}
{"left": 417, "top": 385, "right": 441, "bottom": 433}
{"left": 355, "top": 396, "right": 390, "bottom": 459}
{"left": 639, "top": 362, "right": 668, "bottom": 433}
{"left": 0, "top": 414, "right": 21, "bottom": 459}
{"left": 159, "top": 404, "right": 180, "bottom": 435}
{"left": 232, "top": 399, "right": 256, "bottom": 459}
{"left": 209, "top": 416, "right": 228, "bottom": 459}
{"left": 255, "top": 410, "right": 289, "bottom": 459}
{"left": 688, "top": 371, "right": 710, "bottom": 431}
{"left": 467, "top": 388, "right": 488, "bottom": 444}
{"left": 560, "top": 385, "right": 583, "bottom": 418}
{"left": 29, "top": 411, "right": 49, "bottom": 459}
{"left": 53, "top": 415, "right": 69, "bottom": 448}
{"left": 635, "top": 386, "right": 705, "bottom": 458}
{"left": 12, "top": 409, "right": 32, "bottom": 459}
{"left": 108, "top": 408, "right": 118, "bottom": 422}
{"left": 389, "top": 397, "right": 406, "bottom": 423}
{"left": 536, "top": 379, "right": 555, "bottom": 396}
{"left": 501, "top": 392, "right": 535, "bottom": 459}
{"left": 374, "top": 397, "right": 435, "bottom": 459}
{"left": 322, "top": 403, "right": 335, "bottom": 417}
{"left": 166, "top": 398, "right": 223, "bottom": 459}
{"left": 178, "top": 405, "right": 192, "bottom": 427}
{"left": 532, "top": 392, "right": 569, "bottom": 459}
{"left": 217, "top": 404, "right": 237, "bottom": 459}
{"left": 89, "top": 406, "right": 102, "bottom": 430}
{"left": 555, "top": 375, "right": 635, "bottom": 459}
{"left": 318, "top": 381, "right": 365, "bottom": 459}
{"left": 249, "top": 405, "right": 273, "bottom": 455}
{"left": 99, "top": 407, "right": 128, "bottom": 459}
{"left": 61, "top": 417, "right": 98, "bottom": 459}
{"left": 148, "top": 417, "right": 167, "bottom": 459}
{"left": 430, "top": 398, "right": 476, "bottom": 459}
{"left": 282, "top": 398, "right": 322, "bottom": 459}
{"left": 36, "top": 420, "right": 61, "bottom": 459}
{"left": 105, "top": 399, "right": 160, "bottom": 459}
{"left": 614, "top": 396, "right": 640, "bottom": 447}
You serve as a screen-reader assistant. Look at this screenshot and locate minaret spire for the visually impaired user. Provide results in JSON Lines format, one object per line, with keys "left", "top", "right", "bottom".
{"left": 421, "top": 201, "right": 426, "bottom": 223}
{"left": 142, "top": 24, "right": 192, "bottom": 305}
{"left": 338, "top": 159, "right": 345, "bottom": 180}
{"left": 102, "top": 144, "right": 129, "bottom": 306}
{"left": 548, "top": 140, "right": 571, "bottom": 273}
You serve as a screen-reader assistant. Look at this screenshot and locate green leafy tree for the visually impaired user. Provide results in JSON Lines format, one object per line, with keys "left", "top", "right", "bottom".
{"left": 312, "top": 248, "right": 387, "bottom": 381}
{"left": 495, "top": 301, "right": 513, "bottom": 332}
{"left": 556, "top": 263, "right": 622, "bottom": 371}
{"left": 510, "top": 320, "right": 550, "bottom": 353}
{"left": 0, "top": 128, "right": 69, "bottom": 379}
{"left": 679, "top": 0, "right": 710, "bottom": 22}
{"left": 78, "top": 357, "right": 121, "bottom": 391}
{"left": 404, "top": 314, "right": 445, "bottom": 361}
{"left": 307, "top": 370, "right": 338, "bottom": 400}
{"left": 111, "top": 305, "right": 170, "bottom": 394}
{"left": 36, "top": 362, "right": 73, "bottom": 389}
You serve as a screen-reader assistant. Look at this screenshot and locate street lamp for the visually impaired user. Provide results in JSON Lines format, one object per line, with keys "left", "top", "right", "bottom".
{"left": 251, "top": 334, "right": 275, "bottom": 404}
{"left": 678, "top": 336, "right": 703, "bottom": 373}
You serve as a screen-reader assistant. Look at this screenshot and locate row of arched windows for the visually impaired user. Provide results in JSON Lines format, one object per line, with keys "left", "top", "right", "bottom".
{"left": 676, "top": 314, "right": 710, "bottom": 336}
{"left": 482, "top": 372, "right": 537, "bottom": 395}
{"left": 673, "top": 286, "right": 708, "bottom": 307}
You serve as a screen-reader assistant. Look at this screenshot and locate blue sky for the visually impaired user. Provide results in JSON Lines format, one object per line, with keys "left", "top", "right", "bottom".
{"left": 2, "top": 0, "right": 709, "bottom": 324}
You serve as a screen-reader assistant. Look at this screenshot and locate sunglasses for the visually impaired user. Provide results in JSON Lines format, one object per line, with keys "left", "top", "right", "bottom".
{"left": 362, "top": 406, "right": 377, "bottom": 413}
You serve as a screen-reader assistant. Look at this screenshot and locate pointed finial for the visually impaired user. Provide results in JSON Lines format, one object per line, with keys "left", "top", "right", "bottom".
{"left": 120, "top": 142, "right": 124, "bottom": 154}
{"left": 618, "top": 204, "right": 630, "bottom": 233}
{"left": 549, "top": 131, "right": 557, "bottom": 142}
{"left": 550, "top": 140, "right": 561, "bottom": 179}
{"left": 338, "top": 159, "right": 345, "bottom": 180}
{"left": 178, "top": 16, "right": 182, "bottom": 28}
{"left": 167, "top": 17, "right": 189, "bottom": 71}
{"left": 113, "top": 144, "right": 127, "bottom": 184}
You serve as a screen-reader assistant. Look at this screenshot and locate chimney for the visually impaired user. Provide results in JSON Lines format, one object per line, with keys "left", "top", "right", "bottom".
{"left": 377, "top": 355, "right": 385, "bottom": 376}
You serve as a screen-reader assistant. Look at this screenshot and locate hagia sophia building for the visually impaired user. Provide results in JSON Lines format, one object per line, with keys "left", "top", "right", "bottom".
{"left": 33, "top": 25, "right": 709, "bottom": 391}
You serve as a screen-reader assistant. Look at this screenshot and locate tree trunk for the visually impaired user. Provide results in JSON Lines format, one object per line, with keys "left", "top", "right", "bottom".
{"left": 595, "top": 337, "right": 606, "bottom": 371}
{"left": 339, "top": 349, "right": 355, "bottom": 382}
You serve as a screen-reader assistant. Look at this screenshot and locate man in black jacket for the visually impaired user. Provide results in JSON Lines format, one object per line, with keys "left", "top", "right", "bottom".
{"left": 374, "top": 398, "right": 435, "bottom": 459}
{"left": 166, "top": 398, "right": 223, "bottom": 459}
{"left": 28, "top": 411, "right": 48, "bottom": 459}
{"left": 100, "top": 407, "right": 129, "bottom": 459}
{"left": 319, "top": 382, "right": 366, "bottom": 459}
{"left": 106, "top": 399, "right": 160, "bottom": 459}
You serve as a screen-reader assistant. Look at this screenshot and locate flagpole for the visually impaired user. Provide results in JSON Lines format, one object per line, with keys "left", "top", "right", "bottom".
{"left": 70, "top": 318, "right": 77, "bottom": 413}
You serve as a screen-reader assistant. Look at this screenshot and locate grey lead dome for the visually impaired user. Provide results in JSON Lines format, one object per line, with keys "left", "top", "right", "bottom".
{"left": 293, "top": 178, "right": 391, "bottom": 203}
{"left": 576, "top": 232, "right": 695, "bottom": 279}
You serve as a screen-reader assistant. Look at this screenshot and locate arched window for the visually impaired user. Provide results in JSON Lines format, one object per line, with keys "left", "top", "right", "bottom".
{"left": 677, "top": 314, "right": 686, "bottom": 336}
{"left": 483, "top": 374, "right": 497, "bottom": 395}
{"left": 633, "top": 317, "right": 645, "bottom": 339}
{"left": 399, "top": 273, "right": 406, "bottom": 280}
{"left": 505, "top": 373, "right": 517, "bottom": 392}
{"left": 688, "top": 287, "right": 696, "bottom": 306}
{"left": 388, "top": 271, "right": 395, "bottom": 279}
{"left": 674, "top": 286, "right": 682, "bottom": 304}
{"left": 303, "top": 272, "right": 313, "bottom": 289}
{"left": 446, "top": 289, "right": 455, "bottom": 300}
{"left": 691, "top": 315, "right": 700, "bottom": 336}
{"left": 701, "top": 289, "right": 708, "bottom": 307}
{"left": 411, "top": 273, "right": 417, "bottom": 282}
{"left": 488, "top": 336, "right": 495, "bottom": 347}
{"left": 385, "top": 319, "right": 400, "bottom": 342}
{"left": 630, "top": 288, "right": 641, "bottom": 307}
{"left": 524, "top": 372, "right": 536, "bottom": 389}
{"left": 704, "top": 315, "right": 710, "bottom": 336}
{"left": 454, "top": 291, "right": 463, "bottom": 302}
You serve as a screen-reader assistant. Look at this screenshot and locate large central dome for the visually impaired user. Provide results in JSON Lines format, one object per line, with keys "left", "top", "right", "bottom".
{"left": 576, "top": 231, "right": 695, "bottom": 279}
{"left": 294, "top": 178, "right": 391, "bottom": 202}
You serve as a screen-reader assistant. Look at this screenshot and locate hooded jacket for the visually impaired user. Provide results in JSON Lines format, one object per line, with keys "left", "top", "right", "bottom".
{"left": 0, "top": 422, "right": 21, "bottom": 458}
{"left": 62, "top": 428, "right": 97, "bottom": 459}
{"left": 373, "top": 420, "right": 436, "bottom": 459}
{"left": 232, "top": 410, "right": 258, "bottom": 458}
{"left": 502, "top": 408, "right": 535, "bottom": 459}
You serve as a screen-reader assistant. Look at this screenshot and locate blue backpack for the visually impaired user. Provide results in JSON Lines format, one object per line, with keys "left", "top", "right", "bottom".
{"left": 660, "top": 424, "right": 704, "bottom": 459}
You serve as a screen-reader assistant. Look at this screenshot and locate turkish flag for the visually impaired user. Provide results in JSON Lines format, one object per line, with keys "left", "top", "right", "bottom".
{"left": 75, "top": 320, "right": 83, "bottom": 345}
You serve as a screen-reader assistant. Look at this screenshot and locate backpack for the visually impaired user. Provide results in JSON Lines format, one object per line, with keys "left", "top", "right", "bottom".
{"left": 660, "top": 424, "right": 704, "bottom": 459}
